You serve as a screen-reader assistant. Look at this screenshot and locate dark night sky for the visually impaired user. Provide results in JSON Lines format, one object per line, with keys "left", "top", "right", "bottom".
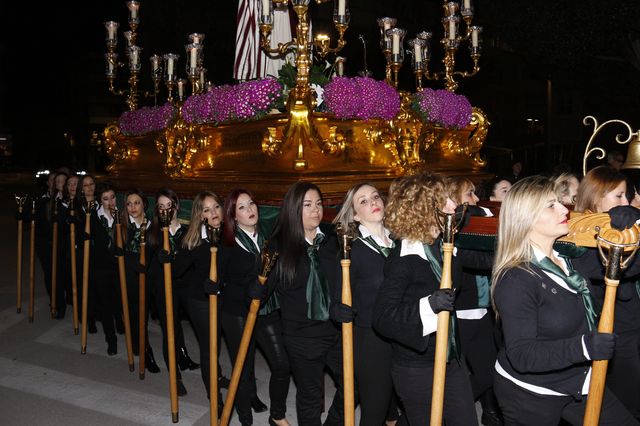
{"left": 1, "top": 0, "right": 640, "bottom": 173}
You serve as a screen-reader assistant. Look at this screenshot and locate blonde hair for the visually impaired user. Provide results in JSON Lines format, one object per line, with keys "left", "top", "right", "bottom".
{"left": 385, "top": 172, "right": 447, "bottom": 244}
{"left": 446, "top": 176, "right": 475, "bottom": 205}
{"left": 553, "top": 172, "right": 579, "bottom": 205}
{"left": 332, "top": 182, "right": 379, "bottom": 228}
{"left": 575, "top": 166, "right": 626, "bottom": 213}
{"left": 182, "top": 191, "right": 222, "bottom": 250}
{"left": 491, "top": 175, "right": 557, "bottom": 310}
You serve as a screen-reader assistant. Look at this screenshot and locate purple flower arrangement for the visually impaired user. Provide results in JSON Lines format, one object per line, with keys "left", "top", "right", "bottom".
{"left": 182, "top": 77, "right": 282, "bottom": 125}
{"left": 323, "top": 77, "right": 401, "bottom": 121}
{"left": 412, "top": 88, "right": 472, "bottom": 129}
{"left": 119, "top": 103, "right": 177, "bottom": 136}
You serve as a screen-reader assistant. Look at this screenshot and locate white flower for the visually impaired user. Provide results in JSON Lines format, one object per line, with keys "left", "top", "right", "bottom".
{"left": 311, "top": 83, "right": 324, "bottom": 107}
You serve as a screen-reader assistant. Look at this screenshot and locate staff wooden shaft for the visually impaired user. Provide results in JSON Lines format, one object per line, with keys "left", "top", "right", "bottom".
{"left": 341, "top": 259, "right": 355, "bottom": 426}
{"left": 583, "top": 278, "right": 618, "bottom": 426}
{"left": 138, "top": 243, "right": 147, "bottom": 380}
{"left": 115, "top": 223, "right": 135, "bottom": 372}
{"left": 51, "top": 218, "right": 58, "bottom": 318}
{"left": 219, "top": 276, "right": 266, "bottom": 426}
{"left": 70, "top": 214, "right": 79, "bottom": 334}
{"left": 430, "top": 242, "right": 454, "bottom": 426}
{"left": 209, "top": 247, "right": 219, "bottom": 426}
{"left": 29, "top": 213, "right": 36, "bottom": 323}
{"left": 81, "top": 212, "right": 91, "bottom": 354}
{"left": 16, "top": 213, "right": 23, "bottom": 313}
{"left": 162, "top": 227, "right": 179, "bottom": 423}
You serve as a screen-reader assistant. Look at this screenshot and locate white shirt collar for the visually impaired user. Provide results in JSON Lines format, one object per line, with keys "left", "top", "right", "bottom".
{"left": 235, "top": 226, "right": 261, "bottom": 253}
{"left": 358, "top": 224, "right": 393, "bottom": 251}
{"left": 97, "top": 205, "right": 114, "bottom": 227}
{"left": 479, "top": 206, "right": 494, "bottom": 217}
{"left": 129, "top": 215, "right": 148, "bottom": 229}
{"left": 305, "top": 227, "right": 324, "bottom": 245}
{"left": 400, "top": 239, "right": 429, "bottom": 260}
{"left": 532, "top": 246, "right": 568, "bottom": 274}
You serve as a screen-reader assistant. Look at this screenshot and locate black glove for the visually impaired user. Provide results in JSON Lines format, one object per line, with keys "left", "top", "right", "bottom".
{"left": 134, "top": 262, "right": 147, "bottom": 274}
{"left": 330, "top": 303, "right": 356, "bottom": 323}
{"left": 157, "top": 249, "right": 172, "bottom": 264}
{"left": 428, "top": 288, "right": 455, "bottom": 314}
{"left": 247, "top": 279, "right": 268, "bottom": 301}
{"left": 203, "top": 278, "right": 221, "bottom": 295}
{"left": 83, "top": 232, "right": 91, "bottom": 241}
{"left": 584, "top": 331, "right": 617, "bottom": 360}
{"left": 110, "top": 246, "right": 124, "bottom": 257}
{"left": 455, "top": 204, "right": 487, "bottom": 229}
{"left": 609, "top": 205, "right": 640, "bottom": 231}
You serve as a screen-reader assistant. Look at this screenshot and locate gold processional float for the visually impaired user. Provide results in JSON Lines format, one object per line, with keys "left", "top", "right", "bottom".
{"left": 102, "top": 0, "right": 490, "bottom": 202}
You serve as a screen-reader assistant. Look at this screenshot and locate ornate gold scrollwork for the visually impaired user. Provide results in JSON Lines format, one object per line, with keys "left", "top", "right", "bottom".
{"left": 261, "top": 127, "right": 284, "bottom": 158}
{"left": 103, "top": 123, "right": 134, "bottom": 171}
{"left": 155, "top": 111, "right": 206, "bottom": 177}
{"left": 463, "top": 107, "right": 489, "bottom": 167}
{"left": 320, "top": 125, "right": 346, "bottom": 156}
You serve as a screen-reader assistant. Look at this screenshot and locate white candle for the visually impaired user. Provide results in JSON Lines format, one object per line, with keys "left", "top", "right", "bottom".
{"left": 414, "top": 43, "right": 422, "bottom": 62}
{"left": 106, "top": 22, "right": 117, "bottom": 40}
{"left": 190, "top": 48, "right": 197, "bottom": 69}
{"left": 464, "top": 0, "right": 471, "bottom": 10}
{"left": 337, "top": 61, "right": 344, "bottom": 76}
{"left": 448, "top": 20, "right": 456, "bottom": 40}
{"left": 200, "top": 69, "right": 206, "bottom": 86}
{"left": 151, "top": 56, "right": 159, "bottom": 72}
{"left": 471, "top": 28, "right": 479, "bottom": 47}
{"left": 167, "top": 58, "right": 174, "bottom": 76}
{"left": 108, "top": 60, "right": 115, "bottom": 73}
{"left": 392, "top": 33, "right": 400, "bottom": 54}
{"left": 178, "top": 81, "right": 184, "bottom": 98}
{"left": 338, "top": 0, "right": 346, "bottom": 17}
{"left": 130, "top": 49, "right": 139, "bottom": 66}
{"left": 262, "top": 0, "right": 270, "bottom": 17}
{"left": 128, "top": 2, "right": 139, "bottom": 20}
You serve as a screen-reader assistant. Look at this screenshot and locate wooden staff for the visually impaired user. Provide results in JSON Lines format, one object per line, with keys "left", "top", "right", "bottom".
{"left": 205, "top": 223, "right": 221, "bottom": 425}
{"left": 29, "top": 199, "right": 36, "bottom": 323}
{"left": 138, "top": 217, "right": 148, "bottom": 380}
{"left": 430, "top": 208, "right": 465, "bottom": 426}
{"left": 220, "top": 248, "right": 279, "bottom": 426}
{"left": 113, "top": 207, "right": 135, "bottom": 372}
{"left": 337, "top": 222, "right": 358, "bottom": 426}
{"left": 81, "top": 200, "right": 94, "bottom": 354}
{"left": 51, "top": 198, "right": 59, "bottom": 318}
{"left": 160, "top": 208, "right": 179, "bottom": 423}
{"left": 582, "top": 223, "right": 640, "bottom": 426}
{"left": 69, "top": 198, "right": 79, "bottom": 335}
{"left": 15, "top": 195, "right": 27, "bottom": 314}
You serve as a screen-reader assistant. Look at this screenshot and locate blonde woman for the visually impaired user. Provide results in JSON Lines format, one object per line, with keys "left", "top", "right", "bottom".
{"left": 333, "top": 182, "right": 399, "bottom": 425}
{"left": 372, "top": 172, "right": 478, "bottom": 425}
{"left": 492, "top": 175, "right": 637, "bottom": 425}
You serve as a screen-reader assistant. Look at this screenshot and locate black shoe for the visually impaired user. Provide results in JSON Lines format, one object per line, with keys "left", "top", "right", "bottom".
{"left": 218, "top": 374, "right": 230, "bottom": 389}
{"left": 251, "top": 395, "right": 268, "bottom": 413}
{"left": 115, "top": 316, "right": 125, "bottom": 335}
{"left": 178, "top": 347, "right": 200, "bottom": 371}
{"left": 481, "top": 410, "right": 504, "bottom": 426}
{"left": 145, "top": 346, "right": 160, "bottom": 374}
{"left": 88, "top": 319, "right": 97, "bottom": 334}
{"left": 107, "top": 341, "right": 117, "bottom": 356}
{"left": 177, "top": 379, "right": 187, "bottom": 397}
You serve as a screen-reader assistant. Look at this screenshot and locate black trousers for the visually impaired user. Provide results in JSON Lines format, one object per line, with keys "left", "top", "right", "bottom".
{"left": 391, "top": 360, "right": 477, "bottom": 426}
{"left": 187, "top": 297, "right": 223, "bottom": 399}
{"left": 607, "top": 330, "right": 640, "bottom": 418}
{"left": 222, "top": 311, "right": 290, "bottom": 424}
{"left": 354, "top": 326, "right": 398, "bottom": 425}
{"left": 284, "top": 332, "right": 344, "bottom": 426}
{"left": 92, "top": 267, "right": 119, "bottom": 345}
{"left": 493, "top": 371, "right": 638, "bottom": 425}
{"left": 35, "top": 239, "right": 67, "bottom": 316}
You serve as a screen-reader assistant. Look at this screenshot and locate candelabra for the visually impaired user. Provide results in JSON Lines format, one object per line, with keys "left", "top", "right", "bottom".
{"left": 104, "top": 1, "right": 208, "bottom": 110}
{"left": 258, "top": 0, "right": 349, "bottom": 170}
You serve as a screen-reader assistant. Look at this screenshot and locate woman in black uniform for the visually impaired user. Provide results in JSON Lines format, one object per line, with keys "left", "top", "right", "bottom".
{"left": 219, "top": 189, "right": 290, "bottom": 426}
{"left": 372, "top": 172, "right": 478, "bottom": 426}
{"left": 492, "top": 175, "right": 637, "bottom": 425}
{"left": 258, "top": 181, "right": 344, "bottom": 426}
{"left": 332, "top": 182, "right": 399, "bottom": 426}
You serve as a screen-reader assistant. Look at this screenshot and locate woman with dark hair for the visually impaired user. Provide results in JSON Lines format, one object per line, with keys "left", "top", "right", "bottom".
{"left": 479, "top": 176, "right": 512, "bottom": 202}
{"left": 120, "top": 188, "right": 160, "bottom": 373}
{"left": 79, "top": 174, "right": 97, "bottom": 206}
{"left": 492, "top": 175, "right": 637, "bottom": 424}
{"left": 372, "top": 172, "right": 478, "bottom": 425}
{"left": 257, "top": 181, "right": 344, "bottom": 426}
{"left": 573, "top": 166, "right": 640, "bottom": 419}
{"left": 171, "top": 191, "right": 224, "bottom": 404}
{"left": 218, "top": 189, "right": 290, "bottom": 426}
{"left": 147, "top": 187, "right": 198, "bottom": 396}
{"left": 332, "top": 182, "right": 399, "bottom": 426}
{"left": 90, "top": 183, "right": 121, "bottom": 355}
